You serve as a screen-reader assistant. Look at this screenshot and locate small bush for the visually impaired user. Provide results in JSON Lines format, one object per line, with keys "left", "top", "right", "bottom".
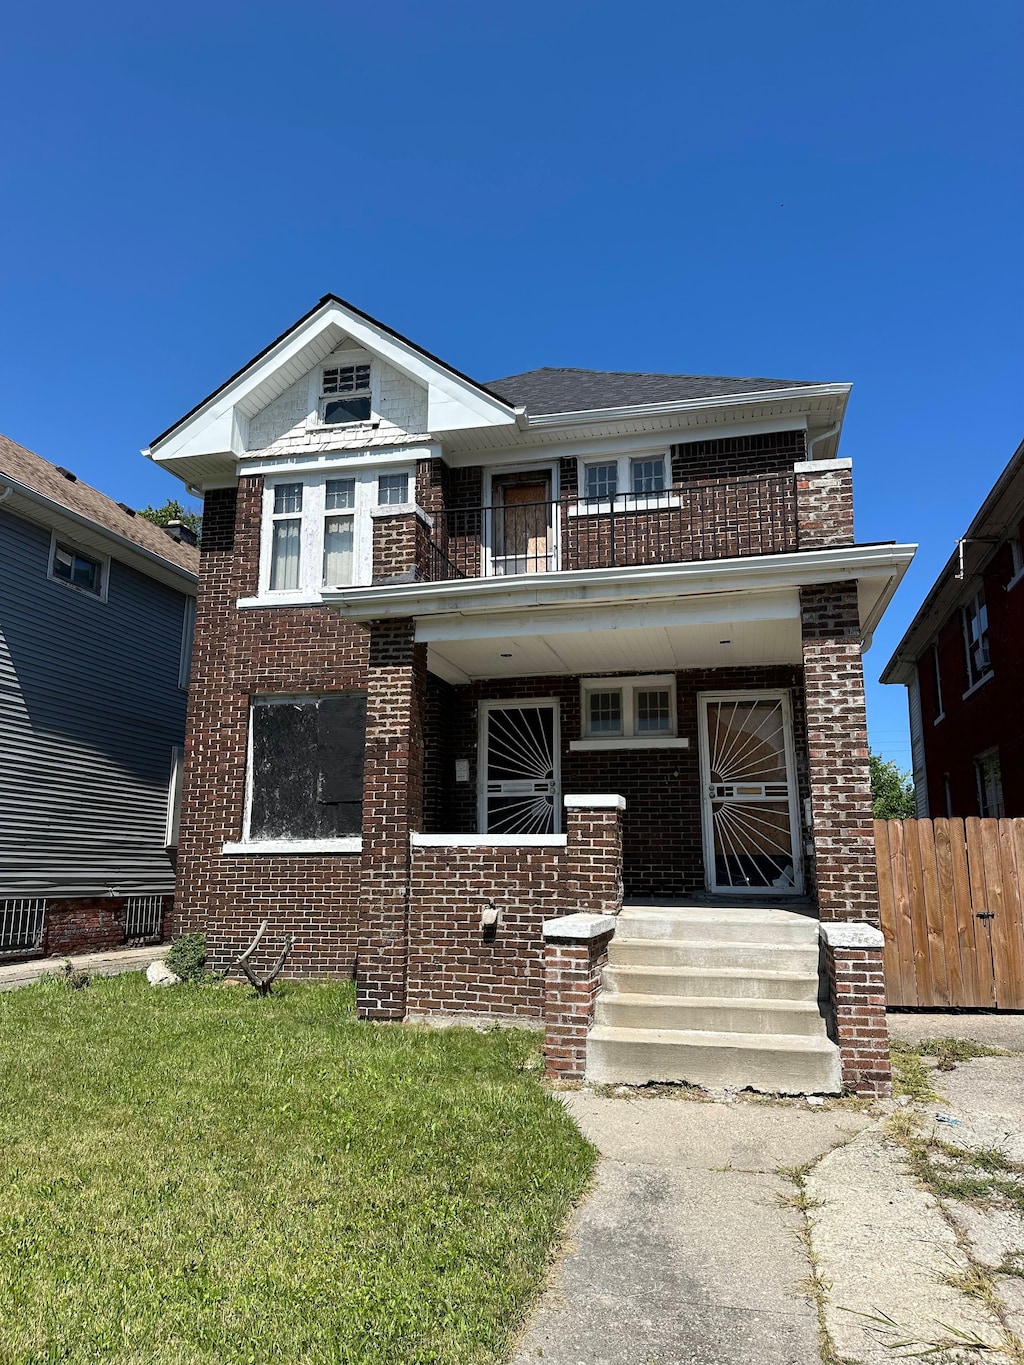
{"left": 164, "top": 934, "right": 208, "bottom": 983}
{"left": 53, "top": 959, "right": 90, "bottom": 991}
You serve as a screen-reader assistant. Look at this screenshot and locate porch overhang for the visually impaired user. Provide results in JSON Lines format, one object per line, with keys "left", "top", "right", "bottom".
{"left": 324, "top": 543, "right": 915, "bottom": 684}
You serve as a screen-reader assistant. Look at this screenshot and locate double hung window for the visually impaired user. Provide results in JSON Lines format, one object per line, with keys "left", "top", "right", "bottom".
{"left": 962, "top": 590, "right": 992, "bottom": 688}
{"left": 579, "top": 453, "right": 669, "bottom": 506}
{"left": 975, "top": 750, "right": 1004, "bottom": 818}
{"left": 259, "top": 469, "right": 412, "bottom": 600}
{"left": 580, "top": 675, "right": 676, "bottom": 740}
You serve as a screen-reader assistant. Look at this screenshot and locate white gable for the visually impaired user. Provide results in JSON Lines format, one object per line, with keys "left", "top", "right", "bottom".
{"left": 145, "top": 297, "right": 517, "bottom": 488}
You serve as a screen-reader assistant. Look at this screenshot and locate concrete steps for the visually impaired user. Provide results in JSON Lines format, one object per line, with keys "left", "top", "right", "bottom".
{"left": 585, "top": 904, "right": 841, "bottom": 1094}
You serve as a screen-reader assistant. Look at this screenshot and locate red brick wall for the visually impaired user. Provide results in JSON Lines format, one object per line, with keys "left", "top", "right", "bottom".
{"left": 801, "top": 583, "right": 878, "bottom": 922}
{"left": 6, "top": 895, "right": 176, "bottom": 959}
{"left": 672, "top": 430, "right": 806, "bottom": 483}
{"left": 566, "top": 806, "right": 623, "bottom": 913}
{"left": 173, "top": 478, "right": 367, "bottom": 975}
{"left": 406, "top": 845, "right": 565, "bottom": 1019}
{"left": 426, "top": 666, "right": 811, "bottom": 899}
{"left": 823, "top": 940, "right": 892, "bottom": 1097}
{"left": 544, "top": 930, "right": 614, "bottom": 1082}
{"left": 796, "top": 463, "right": 854, "bottom": 548}
{"left": 917, "top": 529, "right": 1024, "bottom": 818}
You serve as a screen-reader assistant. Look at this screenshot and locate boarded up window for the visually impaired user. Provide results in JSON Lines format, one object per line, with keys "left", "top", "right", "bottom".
{"left": 249, "top": 694, "right": 366, "bottom": 840}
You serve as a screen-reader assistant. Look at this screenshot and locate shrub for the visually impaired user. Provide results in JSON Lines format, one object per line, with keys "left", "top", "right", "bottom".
{"left": 53, "top": 959, "right": 90, "bottom": 990}
{"left": 164, "top": 934, "right": 208, "bottom": 983}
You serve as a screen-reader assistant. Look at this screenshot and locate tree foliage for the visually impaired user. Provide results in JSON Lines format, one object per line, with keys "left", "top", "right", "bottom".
{"left": 870, "top": 752, "right": 917, "bottom": 819}
{"left": 138, "top": 498, "right": 202, "bottom": 540}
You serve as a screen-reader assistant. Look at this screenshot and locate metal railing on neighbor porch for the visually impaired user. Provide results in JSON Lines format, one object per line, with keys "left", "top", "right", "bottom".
{"left": 428, "top": 473, "right": 799, "bottom": 580}
{"left": 0, "top": 898, "right": 47, "bottom": 954}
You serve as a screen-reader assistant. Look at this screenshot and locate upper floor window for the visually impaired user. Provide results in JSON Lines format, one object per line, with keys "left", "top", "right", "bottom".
{"left": 579, "top": 453, "right": 669, "bottom": 505}
{"left": 319, "top": 363, "right": 371, "bottom": 426}
{"left": 259, "top": 468, "right": 412, "bottom": 600}
{"left": 975, "top": 749, "right": 1004, "bottom": 818}
{"left": 179, "top": 596, "right": 196, "bottom": 689}
{"left": 48, "top": 534, "right": 107, "bottom": 600}
{"left": 1010, "top": 536, "right": 1023, "bottom": 586}
{"left": 962, "top": 589, "right": 992, "bottom": 688}
{"left": 931, "top": 643, "right": 944, "bottom": 721}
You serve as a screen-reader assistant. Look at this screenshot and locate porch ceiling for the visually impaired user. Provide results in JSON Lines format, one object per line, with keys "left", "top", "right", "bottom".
{"left": 422, "top": 588, "right": 802, "bottom": 682}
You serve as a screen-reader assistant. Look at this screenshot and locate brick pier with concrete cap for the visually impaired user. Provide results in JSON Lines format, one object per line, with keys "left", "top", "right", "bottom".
{"left": 819, "top": 921, "right": 891, "bottom": 1096}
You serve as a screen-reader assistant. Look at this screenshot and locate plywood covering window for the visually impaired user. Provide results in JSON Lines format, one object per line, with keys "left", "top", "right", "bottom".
{"left": 246, "top": 694, "right": 367, "bottom": 842}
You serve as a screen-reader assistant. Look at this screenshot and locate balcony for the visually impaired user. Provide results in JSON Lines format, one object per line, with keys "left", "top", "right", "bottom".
{"left": 428, "top": 473, "right": 799, "bottom": 581}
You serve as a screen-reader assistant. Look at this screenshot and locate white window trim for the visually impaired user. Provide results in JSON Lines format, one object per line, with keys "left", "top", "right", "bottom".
{"left": 307, "top": 351, "right": 377, "bottom": 432}
{"left": 579, "top": 674, "right": 677, "bottom": 743}
{"left": 165, "top": 745, "right": 184, "bottom": 848}
{"left": 974, "top": 748, "right": 1004, "bottom": 819}
{"left": 962, "top": 670, "right": 995, "bottom": 701}
{"left": 179, "top": 596, "right": 196, "bottom": 689}
{"left": 575, "top": 452, "right": 671, "bottom": 513}
{"left": 962, "top": 589, "right": 993, "bottom": 691}
{"left": 481, "top": 463, "right": 560, "bottom": 577}
{"left": 241, "top": 694, "right": 364, "bottom": 849}
{"left": 252, "top": 467, "right": 413, "bottom": 605}
{"left": 931, "top": 642, "right": 944, "bottom": 724}
{"left": 1008, "top": 537, "right": 1024, "bottom": 591}
{"left": 46, "top": 530, "right": 109, "bottom": 602}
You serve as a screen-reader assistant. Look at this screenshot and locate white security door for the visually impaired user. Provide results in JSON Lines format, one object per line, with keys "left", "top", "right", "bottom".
{"left": 698, "top": 693, "right": 803, "bottom": 895}
{"left": 479, "top": 702, "right": 560, "bottom": 834}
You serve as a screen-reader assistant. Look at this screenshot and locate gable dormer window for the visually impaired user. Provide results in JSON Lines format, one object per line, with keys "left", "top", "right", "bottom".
{"left": 320, "top": 363, "right": 372, "bottom": 425}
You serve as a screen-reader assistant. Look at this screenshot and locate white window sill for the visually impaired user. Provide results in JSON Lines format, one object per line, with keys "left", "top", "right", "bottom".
{"left": 569, "top": 737, "right": 690, "bottom": 751}
{"left": 236, "top": 592, "right": 360, "bottom": 609}
{"left": 962, "top": 672, "right": 994, "bottom": 701}
{"left": 933, "top": 712, "right": 945, "bottom": 726}
{"left": 1008, "top": 569, "right": 1024, "bottom": 592}
{"left": 569, "top": 494, "right": 681, "bottom": 517}
{"left": 222, "top": 838, "right": 362, "bottom": 855}
{"left": 410, "top": 833, "right": 567, "bottom": 848}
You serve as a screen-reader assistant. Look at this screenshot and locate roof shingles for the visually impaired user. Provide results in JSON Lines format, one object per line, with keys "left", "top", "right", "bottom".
{"left": 0, "top": 434, "right": 199, "bottom": 578}
{"left": 486, "top": 367, "right": 821, "bottom": 416}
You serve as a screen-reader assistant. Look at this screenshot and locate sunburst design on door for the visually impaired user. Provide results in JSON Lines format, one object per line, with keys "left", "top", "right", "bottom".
{"left": 483, "top": 705, "right": 558, "bottom": 834}
{"left": 704, "top": 697, "right": 799, "bottom": 892}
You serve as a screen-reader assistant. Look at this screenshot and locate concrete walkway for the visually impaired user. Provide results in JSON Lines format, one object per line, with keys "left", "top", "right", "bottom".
{"left": 888, "top": 1009, "right": 1024, "bottom": 1051}
{"left": 512, "top": 1093, "right": 871, "bottom": 1364}
{"left": 0, "top": 944, "right": 165, "bottom": 991}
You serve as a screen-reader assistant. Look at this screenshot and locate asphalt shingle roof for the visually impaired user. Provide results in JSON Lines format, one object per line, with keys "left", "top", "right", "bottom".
{"left": 485, "top": 367, "right": 821, "bottom": 416}
{"left": 0, "top": 434, "right": 199, "bottom": 578}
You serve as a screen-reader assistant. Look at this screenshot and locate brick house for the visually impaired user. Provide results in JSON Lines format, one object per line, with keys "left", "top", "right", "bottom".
{"left": 147, "top": 295, "right": 913, "bottom": 1095}
{"left": 882, "top": 435, "right": 1024, "bottom": 819}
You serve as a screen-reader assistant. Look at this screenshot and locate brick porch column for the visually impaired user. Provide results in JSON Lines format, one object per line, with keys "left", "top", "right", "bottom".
{"left": 801, "top": 581, "right": 891, "bottom": 1096}
{"left": 820, "top": 923, "right": 892, "bottom": 1097}
{"left": 357, "top": 617, "right": 427, "bottom": 1019}
{"left": 564, "top": 794, "right": 625, "bottom": 915}
{"left": 542, "top": 913, "right": 617, "bottom": 1082}
{"left": 371, "top": 505, "right": 433, "bottom": 585}
{"left": 795, "top": 458, "right": 854, "bottom": 548}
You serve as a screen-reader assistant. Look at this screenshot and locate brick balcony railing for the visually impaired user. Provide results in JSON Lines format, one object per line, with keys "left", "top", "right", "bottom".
{"left": 428, "top": 473, "right": 799, "bottom": 580}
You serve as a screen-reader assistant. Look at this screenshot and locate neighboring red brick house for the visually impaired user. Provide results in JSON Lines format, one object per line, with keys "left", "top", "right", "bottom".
{"left": 882, "top": 436, "right": 1024, "bottom": 819}
{"left": 147, "top": 295, "right": 913, "bottom": 1094}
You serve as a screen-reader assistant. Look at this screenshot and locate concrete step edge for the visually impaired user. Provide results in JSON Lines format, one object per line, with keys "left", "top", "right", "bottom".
{"left": 587, "top": 1024, "right": 839, "bottom": 1054}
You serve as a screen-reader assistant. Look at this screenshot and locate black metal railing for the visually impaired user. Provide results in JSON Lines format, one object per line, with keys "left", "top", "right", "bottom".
{"left": 427, "top": 474, "right": 798, "bottom": 581}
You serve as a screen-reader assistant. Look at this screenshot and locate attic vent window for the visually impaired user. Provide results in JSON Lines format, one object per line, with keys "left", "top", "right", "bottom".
{"left": 320, "top": 364, "right": 372, "bottom": 426}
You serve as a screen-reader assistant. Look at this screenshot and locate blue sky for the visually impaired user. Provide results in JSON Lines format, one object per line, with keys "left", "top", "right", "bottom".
{"left": 2, "top": 1, "right": 1021, "bottom": 767}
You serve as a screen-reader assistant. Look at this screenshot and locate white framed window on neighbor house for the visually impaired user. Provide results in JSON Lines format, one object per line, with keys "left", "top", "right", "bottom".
{"left": 47, "top": 532, "right": 108, "bottom": 601}
{"left": 575, "top": 452, "right": 673, "bottom": 513}
{"left": 256, "top": 467, "right": 413, "bottom": 603}
{"left": 962, "top": 589, "right": 992, "bottom": 692}
{"left": 179, "top": 596, "right": 196, "bottom": 689}
{"left": 571, "top": 675, "right": 689, "bottom": 751}
{"left": 318, "top": 361, "right": 372, "bottom": 426}
{"left": 975, "top": 749, "right": 1004, "bottom": 818}
{"left": 1009, "top": 536, "right": 1023, "bottom": 589}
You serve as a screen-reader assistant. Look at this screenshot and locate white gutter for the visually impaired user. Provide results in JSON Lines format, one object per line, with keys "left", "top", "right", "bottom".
{"left": 521, "top": 383, "right": 851, "bottom": 431}
{"left": 324, "top": 543, "right": 916, "bottom": 628}
{"left": 0, "top": 473, "right": 198, "bottom": 590}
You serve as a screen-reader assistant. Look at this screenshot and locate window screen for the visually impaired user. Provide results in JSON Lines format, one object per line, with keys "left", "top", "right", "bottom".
{"left": 249, "top": 694, "right": 367, "bottom": 840}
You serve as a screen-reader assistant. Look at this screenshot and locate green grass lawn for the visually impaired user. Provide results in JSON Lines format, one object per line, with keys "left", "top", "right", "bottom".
{"left": 0, "top": 974, "right": 594, "bottom": 1364}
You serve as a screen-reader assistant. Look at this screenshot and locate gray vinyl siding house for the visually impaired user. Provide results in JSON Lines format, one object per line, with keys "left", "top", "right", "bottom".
{"left": 0, "top": 434, "right": 199, "bottom": 957}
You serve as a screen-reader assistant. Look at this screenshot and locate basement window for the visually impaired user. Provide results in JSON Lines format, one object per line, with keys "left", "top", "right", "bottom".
{"left": 245, "top": 694, "right": 367, "bottom": 843}
{"left": 319, "top": 364, "right": 372, "bottom": 425}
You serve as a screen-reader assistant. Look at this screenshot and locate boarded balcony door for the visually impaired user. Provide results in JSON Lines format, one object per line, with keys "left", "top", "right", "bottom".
{"left": 490, "top": 479, "right": 552, "bottom": 575}
{"left": 698, "top": 692, "right": 803, "bottom": 895}
{"left": 479, "top": 701, "right": 560, "bottom": 834}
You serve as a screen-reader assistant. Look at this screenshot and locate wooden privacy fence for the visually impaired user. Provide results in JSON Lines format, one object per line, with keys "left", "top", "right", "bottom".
{"left": 876, "top": 818, "right": 1024, "bottom": 1010}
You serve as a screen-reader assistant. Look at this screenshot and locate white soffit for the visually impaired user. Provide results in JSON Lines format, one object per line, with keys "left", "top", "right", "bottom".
{"left": 144, "top": 299, "right": 518, "bottom": 481}
{"left": 427, "top": 614, "right": 802, "bottom": 683}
